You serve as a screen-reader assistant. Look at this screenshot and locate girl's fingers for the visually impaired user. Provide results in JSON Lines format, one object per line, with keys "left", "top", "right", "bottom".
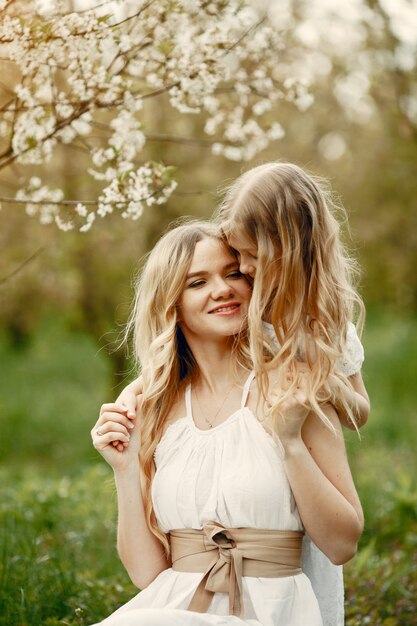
{"left": 119, "top": 394, "right": 138, "bottom": 419}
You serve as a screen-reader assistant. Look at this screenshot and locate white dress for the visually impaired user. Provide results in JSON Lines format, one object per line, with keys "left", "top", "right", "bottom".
{"left": 94, "top": 324, "right": 364, "bottom": 626}
{"left": 263, "top": 321, "right": 365, "bottom": 626}
{"left": 94, "top": 372, "right": 323, "bottom": 626}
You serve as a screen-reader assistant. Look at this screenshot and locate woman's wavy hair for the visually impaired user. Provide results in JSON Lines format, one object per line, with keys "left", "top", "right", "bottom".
{"left": 216, "top": 161, "right": 365, "bottom": 432}
{"left": 124, "top": 219, "right": 251, "bottom": 554}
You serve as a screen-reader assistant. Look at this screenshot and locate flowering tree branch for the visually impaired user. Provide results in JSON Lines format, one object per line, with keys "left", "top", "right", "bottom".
{"left": 0, "top": 0, "right": 415, "bottom": 232}
{"left": 0, "top": 0, "right": 312, "bottom": 230}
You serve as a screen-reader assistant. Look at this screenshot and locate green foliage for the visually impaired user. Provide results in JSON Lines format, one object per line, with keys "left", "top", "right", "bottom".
{"left": 343, "top": 448, "right": 417, "bottom": 624}
{"left": 0, "top": 466, "right": 134, "bottom": 626}
{"left": 0, "top": 319, "right": 111, "bottom": 468}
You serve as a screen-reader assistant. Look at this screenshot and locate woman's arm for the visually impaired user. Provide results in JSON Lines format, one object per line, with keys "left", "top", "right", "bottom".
{"left": 287, "top": 406, "right": 363, "bottom": 564}
{"left": 91, "top": 401, "right": 170, "bottom": 588}
{"left": 333, "top": 371, "right": 370, "bottom": 430}
{"left": 114, "top": 462, "right": 170, "bottom": 588}
{"left": 275, "top": 383, "right": 364, "bottom": 565}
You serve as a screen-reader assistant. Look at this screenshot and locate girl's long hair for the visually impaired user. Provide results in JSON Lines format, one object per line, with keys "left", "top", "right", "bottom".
{"left": 216, "top": 162, "right": 365, "bottom": 431}
{"left": 124, "top": 219, "right": 251, "bottom": 554}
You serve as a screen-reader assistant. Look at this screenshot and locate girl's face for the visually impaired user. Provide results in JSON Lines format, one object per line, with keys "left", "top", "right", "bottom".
{"left": 227, "top": 233, "right": 259, "bottom": 279}
{"left": 178, "top": 237, "right": 252, "bottom": 341}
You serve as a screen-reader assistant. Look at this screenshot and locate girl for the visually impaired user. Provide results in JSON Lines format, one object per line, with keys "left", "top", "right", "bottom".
{"left": 216, "top": 162, "right": 370, "bottom": 626}
{"left": 91, "top": 220, "right": 363, "bottom": 626}
{"left": 218, "top": 161, "right": 369, "bottom": 431}
{"left": 113, "top": 163, "right": 370, "bottom": 626}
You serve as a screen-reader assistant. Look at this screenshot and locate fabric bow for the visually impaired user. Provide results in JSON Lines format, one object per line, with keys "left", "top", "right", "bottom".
{"left": 169, "top": 521, "right": 303, "bottom": 618}
{"left": 192, "top": 520, "right": 244, "bottom": 616}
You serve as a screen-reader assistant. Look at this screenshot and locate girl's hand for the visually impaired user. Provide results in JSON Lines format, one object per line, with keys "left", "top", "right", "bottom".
{"left": 272, "top": 368, "right": 311, "bottom": 443}
{"left": 91, "top": 402, "right": 141, "bottom": 472}
{"left": 115, "top": 377, "right": 143, "bottom": 418}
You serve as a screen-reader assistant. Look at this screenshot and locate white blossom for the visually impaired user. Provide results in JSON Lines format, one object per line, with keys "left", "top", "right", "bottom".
{"left": 55, "top": 215, "right": 74, "bottom": 231}
{"left": 75, "top": 203, "right": 88, "bottom": 217}
{"left": 0, "top": 0, "right": 412, "bottom": 231}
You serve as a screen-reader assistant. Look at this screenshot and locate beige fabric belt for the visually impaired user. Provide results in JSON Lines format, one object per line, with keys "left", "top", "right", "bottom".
{"left": 170, "top": 521, "right": 303, "bottom": 617}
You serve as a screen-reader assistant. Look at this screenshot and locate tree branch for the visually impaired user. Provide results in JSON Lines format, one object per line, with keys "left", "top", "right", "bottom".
{"left": 0, "top": 246, "right": 46, "bottom": 286}
{"left": 145, "top": 133, "right": 215, "bottom": 147}
{"left": 0, "top": 196, "right": 98, "bottom": 206}
{"left": 222, "top": 14, "right": 268, "bottom": 56}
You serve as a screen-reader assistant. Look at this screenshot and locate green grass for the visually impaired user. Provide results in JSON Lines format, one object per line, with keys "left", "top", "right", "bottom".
{"left": 0, "top": 466, "right": 134, "bottom": 626}
{"left": 0, "top": 314, "right": 416, "bottom": 625}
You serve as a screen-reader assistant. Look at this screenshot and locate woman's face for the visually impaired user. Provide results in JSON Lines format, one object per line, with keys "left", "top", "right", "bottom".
{"left": 227, "top": 232, "right": 258, "bottom": 279}
{"left": 178, "top": 237, "right": 252, "bottom": 341}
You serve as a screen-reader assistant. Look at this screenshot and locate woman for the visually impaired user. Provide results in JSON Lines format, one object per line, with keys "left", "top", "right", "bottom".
{"left": 91, "top": 220, "right": 363, "bottom": 626}
{"left": 110, "top": 162, "right": 370, "bottom": 626}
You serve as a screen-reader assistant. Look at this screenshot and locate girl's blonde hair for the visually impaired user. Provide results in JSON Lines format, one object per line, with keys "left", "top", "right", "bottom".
{"left": 125, "top": 219, "right": 251, "bottom": 554}
{"left": 217, "top": 161, "right": 365, "bottom": 431}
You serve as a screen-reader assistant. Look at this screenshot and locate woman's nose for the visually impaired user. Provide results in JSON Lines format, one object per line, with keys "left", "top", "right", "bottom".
{"left": 211, "top": 277, "right": 234, "bottom": 299}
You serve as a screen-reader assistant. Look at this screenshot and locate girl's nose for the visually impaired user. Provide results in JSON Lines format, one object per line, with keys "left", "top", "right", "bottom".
{"left": 239, "top": 260, "right": 255, "bottom": 275}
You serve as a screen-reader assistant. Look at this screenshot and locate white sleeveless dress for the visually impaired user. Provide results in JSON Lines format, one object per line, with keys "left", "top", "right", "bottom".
{"left": 263, "top": 321, "right": 365, "bottom": 626}
{"left": 94, "top": 372, "right": 323, "bottom": 626}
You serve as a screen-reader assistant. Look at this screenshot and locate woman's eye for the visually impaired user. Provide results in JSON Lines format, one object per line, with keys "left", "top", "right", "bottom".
{"left": 227, "top": 271, "right": 244, "bottom": 279}
{"left": 188, "top": 280, "right": 205, "bottom": 289}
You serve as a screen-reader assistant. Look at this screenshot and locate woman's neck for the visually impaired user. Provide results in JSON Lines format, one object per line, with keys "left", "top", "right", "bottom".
{"left": 186, "top": 336, "right": 245, "bottom": 394}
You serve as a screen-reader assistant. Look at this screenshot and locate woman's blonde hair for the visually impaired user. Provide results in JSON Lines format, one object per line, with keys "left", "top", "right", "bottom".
{"left": 217, "top": 161, "right": 365, "bottom": 431}
{"left": 125, "top": 219, "right": 251, "bottom": 554}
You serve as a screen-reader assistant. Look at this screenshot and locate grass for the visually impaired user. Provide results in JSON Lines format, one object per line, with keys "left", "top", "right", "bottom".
{"left": 0, "top": 466, "right": 133, "bottom": 626}
{"left": 0, "top": 313, "right": 416, "bottom": 625}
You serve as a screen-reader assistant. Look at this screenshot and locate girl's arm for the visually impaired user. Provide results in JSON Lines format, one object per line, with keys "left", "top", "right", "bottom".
{"left": 115, "top": 376, "right": 143, "bottom": 418}
{"left": 333, "top": 371, "right": 370, "bottom": 430}
{"left": 335, "top": 322, "right": 370, "bottom": 430}
{"left": 92, "top": 401, "right": 169, "bottom": 588}
{"left": 276, "top": 388, "right": 364, "bottom": 565}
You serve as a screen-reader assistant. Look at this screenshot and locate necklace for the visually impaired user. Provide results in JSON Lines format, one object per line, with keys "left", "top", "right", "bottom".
{"left": 194, "top": 380, "right": 239, "bottom": 429}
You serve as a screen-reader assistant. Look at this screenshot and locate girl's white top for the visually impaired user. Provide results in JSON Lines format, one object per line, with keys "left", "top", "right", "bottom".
{"left": 96, "top": 323, "right": 364, "bottom": 626}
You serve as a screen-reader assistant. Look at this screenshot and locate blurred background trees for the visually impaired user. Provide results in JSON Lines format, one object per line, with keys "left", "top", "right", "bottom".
{"left": 0, "top": 2, "right": 416, "bottom": 623}
{"left": 0, "top": 0, "right": 415, "bottom": 380}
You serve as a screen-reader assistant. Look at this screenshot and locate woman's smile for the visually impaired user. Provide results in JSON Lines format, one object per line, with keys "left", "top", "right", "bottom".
{"left": 178, "top": 237, "right": 251, "bottom": 339}
{"left": 208, "top": 302, "right": 241, "bottom": 315}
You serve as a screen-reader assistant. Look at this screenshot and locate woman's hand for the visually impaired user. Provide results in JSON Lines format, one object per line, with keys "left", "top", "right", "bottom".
{"left": 110, "top": 377, "right": 144, "bottom": 450}
{"left": 91, "top": 401, "right": 141, "bottom": 472}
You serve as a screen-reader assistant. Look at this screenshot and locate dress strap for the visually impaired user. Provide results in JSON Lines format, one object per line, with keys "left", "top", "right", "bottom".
{"left": 185, "top": 384, "right": 193, "bottom": 420}
{"left": 240, "top": 371, "right": 256, "bottom": 409}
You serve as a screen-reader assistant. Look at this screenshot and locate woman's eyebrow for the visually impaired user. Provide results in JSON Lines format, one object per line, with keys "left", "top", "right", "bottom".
{"left": 186, "top": 261, "right": 238, "bottom": 279}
